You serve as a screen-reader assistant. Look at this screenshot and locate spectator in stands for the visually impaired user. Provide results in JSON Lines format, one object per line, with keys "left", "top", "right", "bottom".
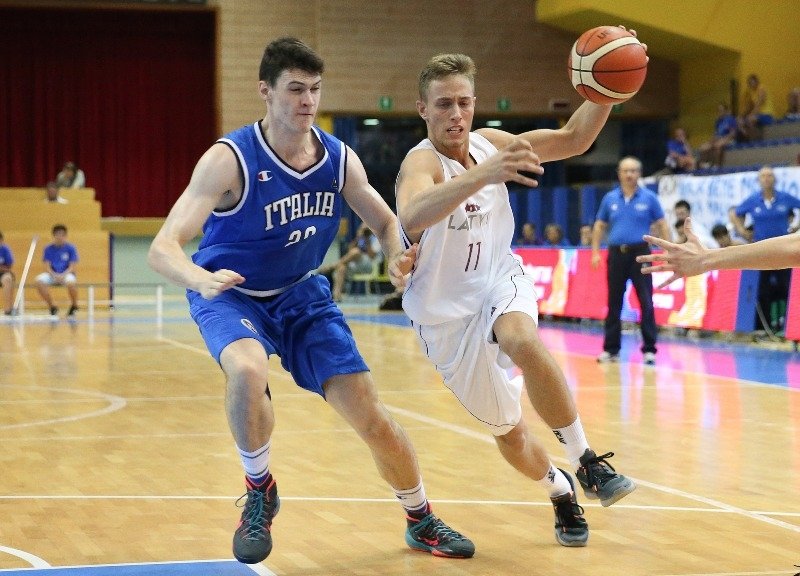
{"left": 674, "top": 218, "right": 687, "bottom": 244}
{"left": 55, "top": 161, "right": 86, "bottom": 189}
{"left": 697, "top": 103, "right": 737, "bottom": 168}
{"left": 35, "top": 224, "right": 79, "bottom": 317}
{"left": 710, "top": 223, "right": 745, "bottom": 248}
{"left": 542, "top": 223, "right": 571, "bottom": 247}
{"left": 591, "top": 156, "right": 671, "bottom": 365}
{"left": 0, "top": 231, "right": 14, "bottom": 315}
{"left": 319, "top": 222, "right": 382, "bottom": 302}
{"left": 514, "top": 221, "right": 540, "bottom": 245}
{"left": 737, "top": 74, "right": 775, "bottom": 142}
{"left": 673, "top": 200, "right": 714, "bottom": 247}
{"left": 731, "top": 165, "right": 800, "bottom": 332}
{"left": 664, "top": 128, "right": 696, "bottom": 174}
{"left": 786, "top": 87, "right": 800, "bottom": 120}
{"left": 45, "top": 181, "right": 68, "bottom": 204}
{"left": 578, "top": 224, "right": 593, "bottom": 247}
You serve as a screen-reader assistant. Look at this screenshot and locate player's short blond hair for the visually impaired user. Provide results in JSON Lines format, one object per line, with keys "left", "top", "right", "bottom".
{"left": 418, "top": 54, "right": 476, "bottom": 101}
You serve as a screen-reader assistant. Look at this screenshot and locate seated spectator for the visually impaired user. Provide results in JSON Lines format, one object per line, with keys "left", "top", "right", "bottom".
{"left": 673, "top": 200, "right": 714, "bottom": 247}
{"left": 542, "top": 223, "right": 571, "bottom": 247}
{"left": 35, "top": 224, "right": 79, "bottom": 317}
{"left": 514, "top": 221, "right": 540, "bottom": 245}
{"left": 319, "top": 222, "right": 382, "bottom": 302}
{"left": 0, "top": 231, "right": 14, "bottom": 315}
{"left": 55, "top": 161, "right": 86, "bottom": 189}
{"left": 737, "top": 74, "right": 775, "bottom": 142}
{"left": 45, "top": 181, "right": 68, "bottom": 204}
{"left": 786, "top": 87, "right": 800, "bottom": 120}
{"left": 664, "top": 128, "right": 696, "bottom": 174}
{"left": 697, "top": 103, "right": 737, "bottom": 168}
{"left": 710, "top": 223, "right": 746, "bottom": 248}
{"left": 578, "top": 224, "right": 593, "bottom": 247}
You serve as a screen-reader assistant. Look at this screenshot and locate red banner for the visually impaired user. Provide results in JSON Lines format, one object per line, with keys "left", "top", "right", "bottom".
{"left": 514, "top": 248, "right": 744, "bottom": 331}
{"left": 785, "top": 269, "right": 800, "bottom": 340}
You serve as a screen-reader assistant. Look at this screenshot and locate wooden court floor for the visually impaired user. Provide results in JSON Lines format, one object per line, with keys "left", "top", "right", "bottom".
{"left": 1, "top": 301, "right": 799, "bottom": 575}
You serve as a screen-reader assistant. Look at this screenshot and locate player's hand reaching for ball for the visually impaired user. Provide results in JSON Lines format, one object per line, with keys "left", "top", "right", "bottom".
{"left": 198, "top": 269, "right": 245, "bottom": 299}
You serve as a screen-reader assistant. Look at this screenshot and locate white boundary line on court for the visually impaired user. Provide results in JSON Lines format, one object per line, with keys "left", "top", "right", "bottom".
{"left": 0, "top": 386, "right": 127, "bottom": 431}
{"left": 0, "top": 558, "right": 277, "bottom": 575}
{"left": 150, "top": 337, "right": 800, "bottom": 535}
{"left": 0, "top": 545, "right": 49, "bottom": 569}
{"left": 0, "top": 493, "right": 798, "bottom": 519}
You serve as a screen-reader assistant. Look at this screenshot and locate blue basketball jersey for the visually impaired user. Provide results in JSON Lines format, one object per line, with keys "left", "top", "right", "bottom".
{"left": 193, "top": 122, "right": 346, "bottom": 292}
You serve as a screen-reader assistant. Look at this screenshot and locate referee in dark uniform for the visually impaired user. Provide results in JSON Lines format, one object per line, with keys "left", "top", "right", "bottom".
{"left": 591, "top": 156, "right": 671, "bottom": 365}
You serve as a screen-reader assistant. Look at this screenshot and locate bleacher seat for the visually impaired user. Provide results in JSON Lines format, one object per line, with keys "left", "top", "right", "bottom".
{"left": 722, "top": 137, "right": 800, "bottom": 168}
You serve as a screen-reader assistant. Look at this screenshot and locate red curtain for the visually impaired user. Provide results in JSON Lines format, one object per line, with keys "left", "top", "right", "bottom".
{"left": 0, "top": 7, "right": 216, "bottom": 217}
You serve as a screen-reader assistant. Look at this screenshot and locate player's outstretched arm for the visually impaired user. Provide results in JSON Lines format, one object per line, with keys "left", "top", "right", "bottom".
{"left": 638, "top": 217, "right": 800, "bottom": 288}
{"left": 148, "top": 144, "right": 245, "bottom": 299}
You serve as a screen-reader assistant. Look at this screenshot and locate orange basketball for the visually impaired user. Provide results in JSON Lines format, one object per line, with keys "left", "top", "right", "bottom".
{"left": 568, "top": 26, "right": 648, "bottom": 105}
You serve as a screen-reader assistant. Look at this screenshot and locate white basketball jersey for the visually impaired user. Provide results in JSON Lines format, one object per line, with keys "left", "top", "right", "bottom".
{"left": 401, "top": 132, "right": 523, "bottom": 325}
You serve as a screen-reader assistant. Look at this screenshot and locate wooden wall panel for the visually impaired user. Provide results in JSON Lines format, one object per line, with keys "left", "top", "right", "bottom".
{"left": 210, "top": 0, "right": 678, "bottom": 132}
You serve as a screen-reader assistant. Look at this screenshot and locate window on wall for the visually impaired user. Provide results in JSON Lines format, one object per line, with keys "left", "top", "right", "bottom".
{"left": 347, "top": 115, "right": 565, "bottom": 210}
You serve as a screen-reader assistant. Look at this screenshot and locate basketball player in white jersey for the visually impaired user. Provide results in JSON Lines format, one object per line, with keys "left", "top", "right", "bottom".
{"left": 396, "top": 47, "right": 640, "bottom": 546}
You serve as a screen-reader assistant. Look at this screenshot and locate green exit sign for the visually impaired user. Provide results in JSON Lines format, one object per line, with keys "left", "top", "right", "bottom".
{"left": 378, "top": 96, "right": 393, "bottom": 111}
{"left": 497, "top": 97, "right": 511, "bottom": 112}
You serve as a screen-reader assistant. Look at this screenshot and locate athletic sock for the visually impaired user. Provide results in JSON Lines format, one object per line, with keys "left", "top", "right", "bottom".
{"left": 536, "top": 464, "right": 573, "bottom": 498}
{"left": 238, "top": 440, "right": 271, "bottom": 486}
{"left": 394, "top": 481, "right": 429, "bottom": 519}
{"left": 552, "top": 416, "right": 590, "bottom": 470}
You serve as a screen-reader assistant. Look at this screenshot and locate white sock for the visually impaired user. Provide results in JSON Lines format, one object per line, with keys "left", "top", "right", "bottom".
{"left": 553, "top": 416, "right": 590, "bottom": 470}
{"left": 238, "top": 440, "right": 271, "bottom": 485}
{"left": 536, "top": 464, "right": 573, "bottom": 498}
{"left": 394, "top": 480, "right": 428, "bottom": 516}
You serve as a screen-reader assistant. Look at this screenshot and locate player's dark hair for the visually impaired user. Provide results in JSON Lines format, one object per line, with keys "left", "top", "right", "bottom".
{"left": 674, "top": 199, "right": 691, "bottom": 212}
{"left": 711, "top": 224, "right": 729, "bottom": 238}
{"left": 52, "top": 224, "right": 67, "bottom": 235}
{"left": 259, "top": 37, "right": 324, "bottom": 85}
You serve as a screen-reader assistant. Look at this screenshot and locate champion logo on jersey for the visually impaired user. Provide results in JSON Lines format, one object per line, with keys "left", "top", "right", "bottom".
{"left": 258, "top": 170, "right": 273, "bottom": 182}
{"left": 465, "top": 203, "right": 481, "bottom": 213}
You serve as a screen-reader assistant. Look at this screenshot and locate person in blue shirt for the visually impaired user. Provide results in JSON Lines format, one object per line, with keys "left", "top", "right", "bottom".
{"left": 147, "top": 37, "right": 472, "bottom": 564}
{"left": 543, "top": 222, "right": 572, "bottom": 247}
{"left": 731, "top": 165, "right": 800, "bottom": 333}
{"left": 590, "top": 156, "right": 671, "bottom": 364}
{"left": 664, "top": 127, "right": 696, "bottom": 174}
{"left": 34, "top": 224, "right": 79, "bottom": 317}
{"left": 0, "top": 230, "right": 15, "bottom": 315}
{"left": 697, "top": 103, "right": 737, "bottom": 168}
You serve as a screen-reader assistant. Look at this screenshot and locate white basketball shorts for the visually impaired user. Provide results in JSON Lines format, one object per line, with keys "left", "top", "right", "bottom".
{"left": 413, "top": 273, "right": 538, "bottom": 435}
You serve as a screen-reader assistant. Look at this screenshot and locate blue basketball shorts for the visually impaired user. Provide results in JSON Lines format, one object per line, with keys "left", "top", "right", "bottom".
{"left": 187, "top": 274, "right": 369, "bottom": 397}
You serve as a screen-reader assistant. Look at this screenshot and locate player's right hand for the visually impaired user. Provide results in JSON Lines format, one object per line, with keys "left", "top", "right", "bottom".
{"left": 483, "top": 138, "right": 542, "bottom": 187}
{"left": 198, "top": 269, "right": 244, "bottom": 300}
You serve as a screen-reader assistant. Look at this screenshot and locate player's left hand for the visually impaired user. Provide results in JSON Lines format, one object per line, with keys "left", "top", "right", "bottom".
{"left": 388, "top": 243, "right": 417, "bottom": 289}
{"left": 637, "top": 217, "right": 708, "bottom": 288}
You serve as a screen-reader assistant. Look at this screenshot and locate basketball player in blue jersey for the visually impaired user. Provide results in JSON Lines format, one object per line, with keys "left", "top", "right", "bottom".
{"left": 396, "top": 47, "right": 639, "bottom": 548}
{"left": 148, "top": 37, "right": 473, "bottom": 564}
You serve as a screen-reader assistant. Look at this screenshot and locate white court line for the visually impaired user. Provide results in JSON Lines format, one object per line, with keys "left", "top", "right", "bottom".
{"left": 0, "top": 558, "right": 277, "bottom": 574}
{"left": 0, "top": 386, "right": 127, "bottom": 431}
{"left": 0, "top": 545, "right": 49, "bottom": 569}
{"left": 155, "top": 338, "right": 800, "bottom": 534}
{"left": 0, "top": 493, "right": 797, "bottom": 519}
{"left": 247, "top": 563, "right": 278, "bottom": 576}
